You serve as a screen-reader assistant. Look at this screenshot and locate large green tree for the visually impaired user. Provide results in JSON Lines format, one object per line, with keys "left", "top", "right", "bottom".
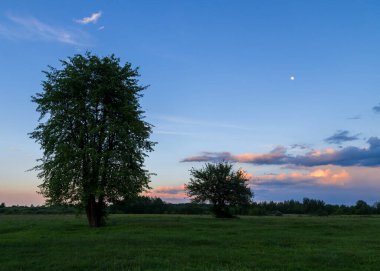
{"left": 30, "top": 53, "right": 155, "bottom": 227}
{"left": 186, "top": 162, "right": 253, "bottom": 218}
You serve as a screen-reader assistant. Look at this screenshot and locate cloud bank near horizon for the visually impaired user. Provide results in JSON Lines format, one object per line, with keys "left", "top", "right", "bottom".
{"left": 143, "top": 185, "right": 188, "bottom": 203}
{"left": 252, "top": 168, "right": 350, "bottom": 187}
{"left": 182, "top": 137, "right": 380, "bottom": 167}
{"left": 145, "top": 165, "right": 380, "bottom": 204}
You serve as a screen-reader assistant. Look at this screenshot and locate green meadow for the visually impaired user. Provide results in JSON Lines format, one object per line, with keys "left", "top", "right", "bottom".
{"left": 1, "top": 214, "right": 380, "bottom": 271}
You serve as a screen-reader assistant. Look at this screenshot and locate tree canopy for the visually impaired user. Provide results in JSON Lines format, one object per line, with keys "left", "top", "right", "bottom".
{"left": 186, "top": 162, "right": 253, "bottom": 218}
{"left": 30, "top": 53, "right": 155, "bottom": 227}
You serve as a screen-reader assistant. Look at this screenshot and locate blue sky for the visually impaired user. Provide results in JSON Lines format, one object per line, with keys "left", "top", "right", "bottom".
{"left": 1, "top": 0, "right": 380, "bottom": 205}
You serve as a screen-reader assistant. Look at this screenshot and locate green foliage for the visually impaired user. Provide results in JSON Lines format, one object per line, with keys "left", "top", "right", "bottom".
{"left": 1, "top": 214, "right": 380, "bottom": 270}
{"left": 2, "top": 198, "right": 380, "bottom": 216}
{"left": 109, "top": 196, "right": 211, "bottom": 215}
{"left": 248, "top": 199, "right": 380, "bottom": 216}
{"left": 0, "top": 205, "right": 78, "bottom": 215}
{"left": 303, "top": 198, "right": 326, "bottom": 215}
{"left": 186, "top": 162, "right": 253, "bottom": 218}
{"left": 110, "top": 196, "right": 167, "bottom": 214}
{"left": 29, "top": 52, "right": 155, "bottom": 226}
{"left": 355, "top": 200, "right": 371, "bottom": 215}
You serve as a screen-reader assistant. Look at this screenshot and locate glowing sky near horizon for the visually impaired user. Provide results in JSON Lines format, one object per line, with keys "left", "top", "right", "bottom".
{"left": 1, "top": 0, "right": 380, "bottom": 206}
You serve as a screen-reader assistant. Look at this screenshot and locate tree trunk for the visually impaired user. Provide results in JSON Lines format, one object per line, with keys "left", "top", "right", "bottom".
{"left": 85, "top": 195, "right": 105, "bottom": 227}
{"left": 213, "top": 202, "right": 231, "bottom": 218}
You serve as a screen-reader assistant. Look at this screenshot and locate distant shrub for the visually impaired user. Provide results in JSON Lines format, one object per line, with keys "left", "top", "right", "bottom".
{"left": 2, "top": 197, "right": 380, "bottom": 216}
{"left": 354, "top": 200, "right": 371, "bottom": 215}
{"left": 273, "top": 211, "right": 283, "bottom": 216}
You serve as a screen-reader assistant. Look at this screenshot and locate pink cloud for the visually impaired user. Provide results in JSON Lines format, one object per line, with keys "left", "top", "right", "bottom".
{"left": 252, "top": 167, "right": 350, "bottom": 187}
{"left": 308, "top": 148, "right": 336, "bottom": 157}
{"left": 232, "top": 146, "right": 287, "bottom": 163}
{"left": 143, "top": 185, "right": 188, "bottom": 203}
{"left": 343, "top": 166, "right": 380, "bottom": 186}
{"left": 182, "top": 137, "right": 380, "bottom": 167}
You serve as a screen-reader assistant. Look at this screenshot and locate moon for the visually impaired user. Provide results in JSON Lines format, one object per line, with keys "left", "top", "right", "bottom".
{"left": 290, "top": 76, "right": 295, "bottom": 81}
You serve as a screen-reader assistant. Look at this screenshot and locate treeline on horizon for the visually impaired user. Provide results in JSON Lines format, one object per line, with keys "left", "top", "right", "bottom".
{"left": 1, "top": 197, "right": 380, "bottom": 216}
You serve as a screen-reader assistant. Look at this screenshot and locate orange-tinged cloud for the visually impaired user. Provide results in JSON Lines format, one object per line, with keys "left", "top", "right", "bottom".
{"left": 253, "top": 168, "right": 350, "bottom": 186}
{"left": 232, "top": 146, "right": 287, "bottom": 163}
{"left": 152, "top": 184, "right": 186, "bottom": 193}
{"left": 239, "top": 170, "right": 253, "bottom": 180}
{"left": 309, "top": 148, "right": 336, "bottom": 157}
{"left": 310, "top": 169, "right": 349, "bottom": 185}
{"left": 182, "top": 137, "right": 380, "bottom": 167}
{"left": 233, "top": 153, "right": 262, "bottom": 162}
{"left": 143, "top": 185, "right": 188, "bottom": 202}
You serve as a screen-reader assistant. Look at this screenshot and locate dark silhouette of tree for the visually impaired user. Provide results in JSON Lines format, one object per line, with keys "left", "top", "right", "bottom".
{"left": 30, "top": 53, "right": 155, "bottom": 227}
{"left": 110, "top": 196, "right": 166, "bottom": 214}
{"left": 302, "top": 198, "right": 326, "bottom": 215}
{"left": 374, "top": 202, "right": 380, "bottom": 214}
{"left": 186, "top": 162, "right": 253, "bottom": 218}
{"left": 354, "top": 200, "right": 371, "bottom": 215}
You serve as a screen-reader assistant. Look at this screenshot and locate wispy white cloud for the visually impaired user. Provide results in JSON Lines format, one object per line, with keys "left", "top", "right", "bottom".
{"left": 347, "top": 115, "right": 361, "bottom": 120}
{"left": 98, "top": 26, "right": 105, "bottom": 31}
{"left": 155, "top": 130, "right": 202, "bottom": 136}
{"left": 75, "top": 11, "right": 102, "bottom": 24}
{"left": 0, "top": 23, "right": 13, "bottom": 39}
{"left": 152, "top": 115, "right": 253, "bottom": 131}
{"left": 0, "top": 14, "right": 90, "bottom": 45}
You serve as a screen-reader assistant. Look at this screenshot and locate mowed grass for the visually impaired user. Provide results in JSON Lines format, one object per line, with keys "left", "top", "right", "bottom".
{"left": 1, "top": 215, "right": 380, "bottom": 271}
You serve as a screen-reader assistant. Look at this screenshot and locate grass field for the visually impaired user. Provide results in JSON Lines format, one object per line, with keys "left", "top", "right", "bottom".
{"left": 1, "top": 214, "right": 380, "bottom": 271}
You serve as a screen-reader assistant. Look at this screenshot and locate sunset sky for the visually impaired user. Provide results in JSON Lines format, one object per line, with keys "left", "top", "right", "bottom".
{"left": 1, "top": 1, "right": 380, "bottom": 206}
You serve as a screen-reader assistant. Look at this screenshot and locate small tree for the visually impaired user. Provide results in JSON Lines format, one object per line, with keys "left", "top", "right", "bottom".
{"left": 186, "top": 162, "right": 253, "bottom": 218}
{"left": 30, "top": 53, "right": 155, "bottom": 227}
{"left": 355, "top": 200, "right": 371, "bottom": 215}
